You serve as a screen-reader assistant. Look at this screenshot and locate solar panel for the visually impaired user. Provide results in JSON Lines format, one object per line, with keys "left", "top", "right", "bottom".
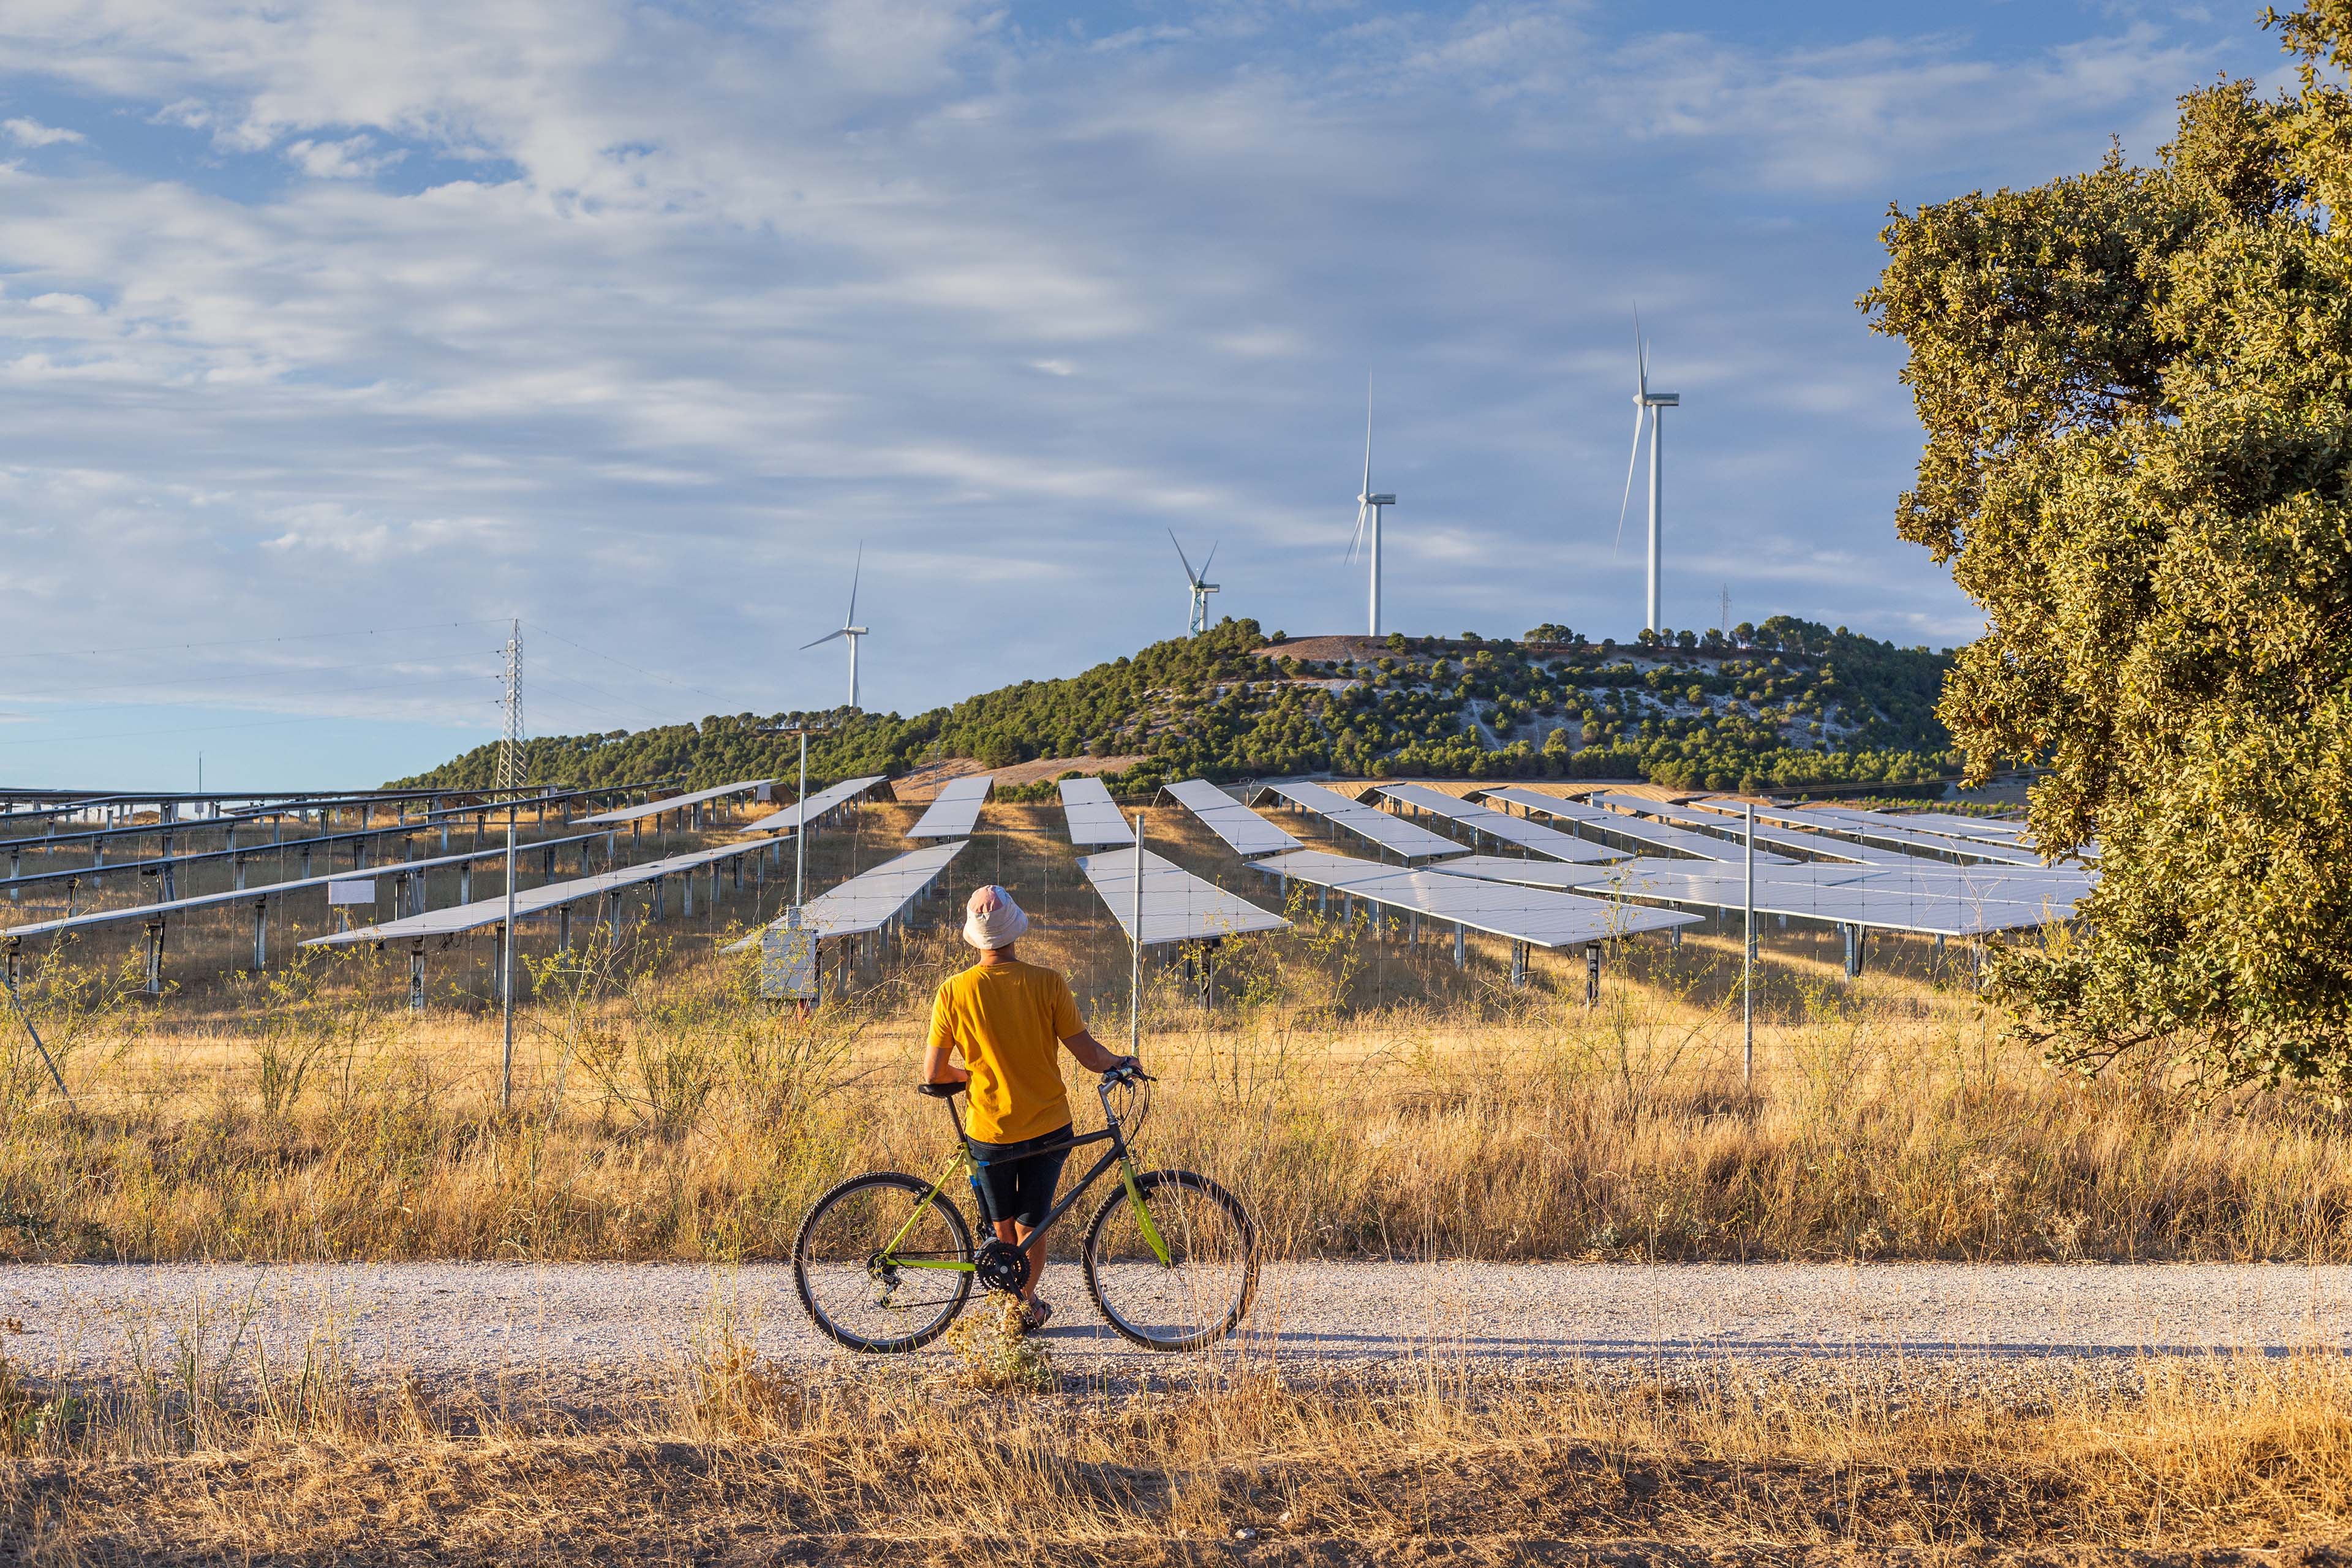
{"left": 1873, "top": 810, "right": 2034, "bottom": 846}
{"left": 1472, "top": 787, "right": 1795, "bottom": 865}
{"left": 579, "top": 778, "right": 774, "bottom": 826}
{"left": 733, "top": 776, "right": 890, "bottom": 835}
{"left": 1247, "top": 849, "right": 1697, "bottom": 947}
{"left": 907, "top": 775, "right": 993, "bottom": 840}
{"left": 1159, "top": 779, "right": 1302, "bottom": 859}
{"left": 0, "top": 831, "right": 612, "bottom": 942}
{"left": 722, "top": 842, "right": 967, "bottom": 951}
{"left": 1424, "top": 855, "right": 1627, "bottom": 891}
{"left": 1059, "top": 777, "right": 1134, "bottom": 846}
{"left": 305, "top": 837, "right": 775, "bottom": 948}
{"left": 1699, "top": 802, "right": 2048, "bottom": 866}
{"left": 1585, "top": 793, "right": 1899, "bottom": 865}
{"left": 1373, "top": 783, "right": 1624, "bottom": 864}
{"left": 3, "top": 785, "right": 636, "bottom": 856}
{"left": 1248, "top": 780, "right": 1467, "bottom": 861}
{"left": 1074, "top": 847, "right": 1289, "bottom": 946}
{"left": 1566, "top": 857, "right": 2090, "bottom": 937}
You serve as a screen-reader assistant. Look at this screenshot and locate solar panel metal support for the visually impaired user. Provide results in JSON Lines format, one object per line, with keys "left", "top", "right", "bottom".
{"left": 143, "top": 919, "right": 164, "bottom": 996}
{"left": 409, "top": 944, "right": 426, "bottom": 1011}
{"left": 1585, "top": 942, "right": 1600, "bottom": 1007}
{"left": 1452, "top": 923, "right": 1466, "bottom": 968}
{"left": 1509, "top": 939, "right": 1529, "bottom": 989}
{"left": 459, "top": 866, "right": 473, "bottom": 903}
{"left": 252, "top": 899, "right": 267, "bottom": 971}
{"left": 682, "top": 871, "right": 694, "bottom": 919}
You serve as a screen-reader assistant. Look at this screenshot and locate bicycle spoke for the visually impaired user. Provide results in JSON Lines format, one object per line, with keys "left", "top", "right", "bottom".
{"left": 1086, "top": 1171, "right": 1257, "bottom": 1351}
{"left": 796, "top": 1173, "right": 973, "bottom": 1352}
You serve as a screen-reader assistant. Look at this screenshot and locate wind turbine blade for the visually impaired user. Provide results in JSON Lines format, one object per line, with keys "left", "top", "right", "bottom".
{"left": 1634, "top": 304, "right": 1646, "bottom": 401}
{"left": 843, "top": 542, "right": 863, "bottom": 628}
{"left": 1346, "top": 499, "right": 1368, "bottom": 564}
{"left": 801, "top": 628, "right": 847, "bottom": 650}
{"left": 1362, "top": 372, "right": 1374, "bottom": 499}
{"left": 1613, "top": 405, "right": 1646, "bottom": 559}
{"left": 1198, "top": 540, "right": 1217, "bottom": 580}
{"left": 1167, "top": 527, "right": 1197, "bottom": 585}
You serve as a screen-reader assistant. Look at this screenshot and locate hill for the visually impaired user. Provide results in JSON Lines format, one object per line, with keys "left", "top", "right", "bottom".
{"left": 390, "top": 616, "right": 1962, "bottom": 797}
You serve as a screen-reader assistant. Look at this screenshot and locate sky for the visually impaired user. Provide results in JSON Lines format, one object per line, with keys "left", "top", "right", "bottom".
{"left": 0, "top": 0, "right": 2291, "bottom": 790}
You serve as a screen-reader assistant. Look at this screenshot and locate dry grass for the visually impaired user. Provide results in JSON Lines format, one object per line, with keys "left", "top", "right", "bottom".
{"left": 12, "top": 802, "right": 2352, "bottom": 1561}
{"left": 6, "top": 801, "right": 2352, "bottom": 1268}
{"left": 9, "top": 1319, "right": 2352, "bottom": 1564}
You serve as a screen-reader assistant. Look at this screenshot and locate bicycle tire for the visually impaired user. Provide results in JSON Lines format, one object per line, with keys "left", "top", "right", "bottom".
{"left": 1081, "top": 1168, "right": 1259, "bottom": 1351}
{"left": 794, "top": 1171, "right": 975, "bottom": 1354}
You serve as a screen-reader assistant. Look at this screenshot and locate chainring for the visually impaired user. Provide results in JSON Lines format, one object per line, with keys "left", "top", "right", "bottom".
{"left": 974, "top": 1237, "right": 1031, "bottom": 1294}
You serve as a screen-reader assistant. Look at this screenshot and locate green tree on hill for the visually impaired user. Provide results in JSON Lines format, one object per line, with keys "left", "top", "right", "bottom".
{"left": 1864, "top": 3, "right": 2352, "bottom": 1096}
{"left": 395, "top": 615, "right": 1959, "bottom": 801}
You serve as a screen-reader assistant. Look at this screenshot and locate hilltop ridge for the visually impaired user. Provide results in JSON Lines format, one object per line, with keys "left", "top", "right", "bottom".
{"left": 391, "top": 617, "right": 1960, "bottom": 797}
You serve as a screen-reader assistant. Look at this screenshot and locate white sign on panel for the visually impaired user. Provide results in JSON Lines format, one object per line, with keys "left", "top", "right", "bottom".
{"left": 761, "top": 910, "right": 818, "bottom": 1000}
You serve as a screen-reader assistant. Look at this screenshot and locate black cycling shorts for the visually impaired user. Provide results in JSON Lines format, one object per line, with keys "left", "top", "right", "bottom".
{"left": 969, "top": 1124, "right": 1072, "bottom": 1231}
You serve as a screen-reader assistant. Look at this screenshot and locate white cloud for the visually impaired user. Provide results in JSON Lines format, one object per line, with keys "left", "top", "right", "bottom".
{"left": 282, "top": 134, "right": 406, "bottom": 179}
{"left": 0, "top": 0, "right": 2267, "bottom": 779}
{"left": 2, "top": 115, "right": 81, "bottom": 146}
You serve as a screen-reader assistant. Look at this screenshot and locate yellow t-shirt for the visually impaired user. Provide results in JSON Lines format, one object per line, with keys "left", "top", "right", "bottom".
{"left": 927, "top": 960, "right": 1082, "bottom": 1143}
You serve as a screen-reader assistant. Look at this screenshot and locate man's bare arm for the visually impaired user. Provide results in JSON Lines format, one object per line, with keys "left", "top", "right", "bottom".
{"left": 1060, "top": 1029, "right": 1136, "bottom": 1074}
{"left": 923, "top": 1041, "right": 969, "bottom": 1086}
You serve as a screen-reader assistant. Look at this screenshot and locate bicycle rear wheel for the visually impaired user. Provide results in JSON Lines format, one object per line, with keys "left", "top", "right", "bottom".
{"left": 1082, "top": 1168, "right": 1259, "bottom": 1351}
{"left": 794, "top": 1171, "right": 974, "bottom": 1353}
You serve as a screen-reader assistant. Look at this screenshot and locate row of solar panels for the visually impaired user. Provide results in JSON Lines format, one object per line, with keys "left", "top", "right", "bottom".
{"left": 3, "top": 763, "right": 2076, "bottom": 974}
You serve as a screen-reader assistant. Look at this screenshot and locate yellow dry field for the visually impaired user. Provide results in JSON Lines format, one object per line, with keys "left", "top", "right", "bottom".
{"left": 5, "top": 799, "right": 2351, "bottom": 1267}
{"left": 12, "top": 800, "right": 2352, "bottom": 1564}
{"left": 11, "top": 1327, "right": 2352, "bottom": 1564}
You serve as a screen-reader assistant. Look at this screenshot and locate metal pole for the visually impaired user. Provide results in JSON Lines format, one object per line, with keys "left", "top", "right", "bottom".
{"left": 1743, "top": 802, "right": 1755, "bottom": 1086}
{"left": 501, "top": 804, "right": 517, "bottom": 1111}
{"left": 794, "top": 732, "right": 808, "bottom": 908}
{"left": 2, "top": 968, "right": 76, "bottom": 1111}
{"left": 1129, "top": 811, "right": 1145, "bottom": 1057}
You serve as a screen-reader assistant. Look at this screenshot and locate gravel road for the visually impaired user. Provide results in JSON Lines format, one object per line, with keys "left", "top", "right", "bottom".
{"left": 6, "top": 1261, "right": 2350, "bottom": 1396}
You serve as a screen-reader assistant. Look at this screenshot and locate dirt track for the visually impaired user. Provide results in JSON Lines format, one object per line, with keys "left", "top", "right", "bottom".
{"left": 6, "top": 1260, "right": 2347, "bottom": 1392}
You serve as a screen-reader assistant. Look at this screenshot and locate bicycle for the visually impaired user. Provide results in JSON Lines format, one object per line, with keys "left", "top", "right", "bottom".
{"left": 792, "top": 1065, "right": 1259, "bottom": 1353}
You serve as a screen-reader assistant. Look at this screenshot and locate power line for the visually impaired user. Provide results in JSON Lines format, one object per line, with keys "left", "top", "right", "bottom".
{"left": 0, "top": 654, "right": 489, "bottom": 704}
{"left": 0, "top": 618, "right": 510, "bottom": 664}
{"left": 529, "top": 670, "right": 684, "bottom": 726}
{"left": 524, "top": 620, "right": 730, "bottom": 705}
{"left": 0, "top": 675, "right": 497, "bottom": 747}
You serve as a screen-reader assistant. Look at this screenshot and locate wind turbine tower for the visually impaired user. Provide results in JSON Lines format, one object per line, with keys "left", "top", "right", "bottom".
{"left": 801, "top": 543, "right": 870, "bottom": 709}
{"left": 1346, "top": 375, "right": 1398, "bottom": 637}
{"left": 1615, "top": 311, "right": 1679, "bottom": 634}
{"left": 1169, "top": 530, "right": 1219, "bottom": 635}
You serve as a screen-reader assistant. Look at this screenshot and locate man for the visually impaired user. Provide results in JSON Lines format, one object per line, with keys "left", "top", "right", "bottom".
{"left": 924, "top": 884, "right": 1136, "bottom": 1332}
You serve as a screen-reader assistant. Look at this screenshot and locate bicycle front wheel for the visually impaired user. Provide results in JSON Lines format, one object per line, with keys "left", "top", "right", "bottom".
{"left": 1082, "top": 1168, "right": 1259, "bottom": 1351}
{"left": 794, "top": 1171, "right": 974, "bottom": 1353}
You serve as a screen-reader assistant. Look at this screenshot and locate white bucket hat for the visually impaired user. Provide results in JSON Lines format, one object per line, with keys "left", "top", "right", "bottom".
{"left": 962, "top": 885, "right": 1030, "bottom": 951}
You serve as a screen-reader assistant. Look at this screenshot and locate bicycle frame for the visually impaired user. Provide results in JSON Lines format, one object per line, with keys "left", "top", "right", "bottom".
{"left": 880, "top": 1077, "right": 1171, "bottom": 1274}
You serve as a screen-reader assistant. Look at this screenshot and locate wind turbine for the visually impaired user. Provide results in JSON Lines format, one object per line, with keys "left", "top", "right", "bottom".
{"left": 801, "top": 543, "right": 870, "bottom": 709}
{"left": 1169, "top": 529, "right": 1219, "bottom": 636}
{"left": 1345, "top": 374, "right": 1397, "bottom": 637}
{"left": 1614, "top": 309, "right": 1679, "bottom": 635}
